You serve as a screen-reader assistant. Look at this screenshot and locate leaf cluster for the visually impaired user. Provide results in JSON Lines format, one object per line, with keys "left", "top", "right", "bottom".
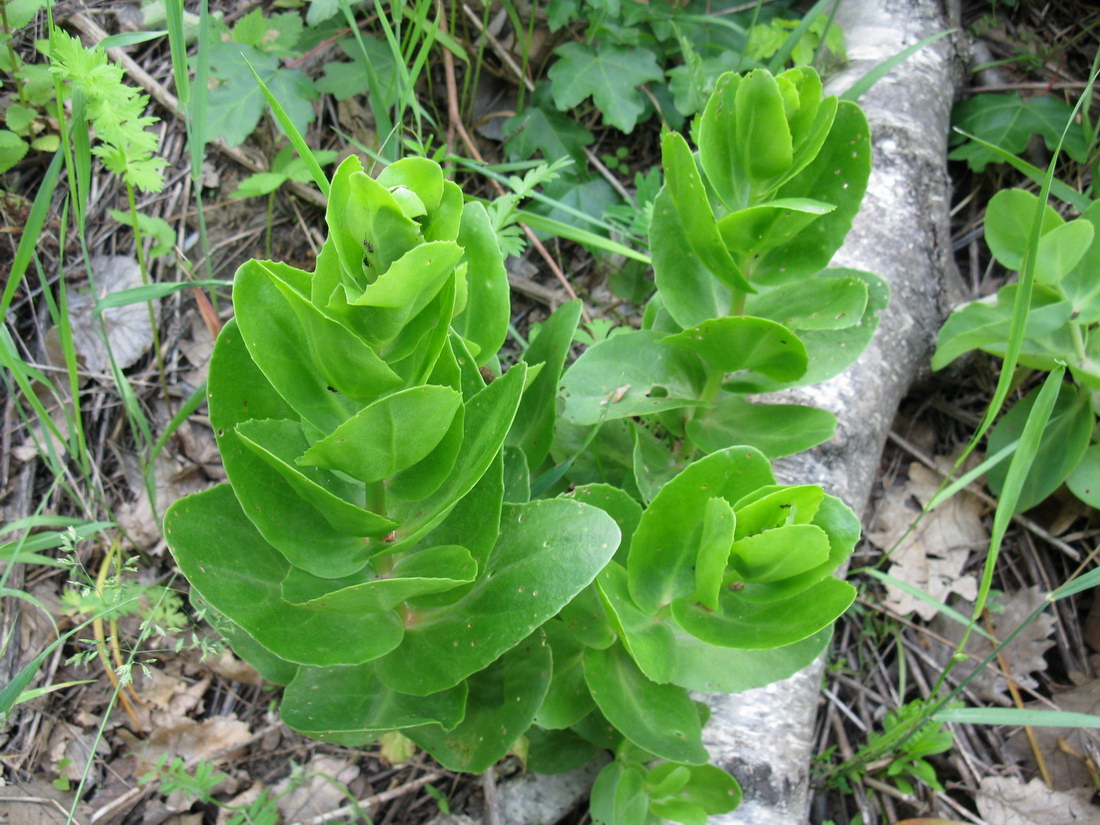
{"left": 47, "top": 30, "right": 168, "bottom": 192}
{"left": 164, "top": 69, "right": 883, "bottom": 825}
{"left": 934, "top": 189, "right": 1100, "bottom": 512}
{"left": 950, "top": 92, "right": 1088, "bottom": 172}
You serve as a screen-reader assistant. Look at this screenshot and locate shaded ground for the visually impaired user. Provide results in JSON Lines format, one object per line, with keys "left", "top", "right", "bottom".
{"left": 2, "top": 2, "right": 1099, "bottom": 825}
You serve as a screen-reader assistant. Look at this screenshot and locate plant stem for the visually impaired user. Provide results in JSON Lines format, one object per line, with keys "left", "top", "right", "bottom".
{"left": 127, "top": 182, "right": 166, "bottom": 391}
{"left": 1071, "top": 321, "right": 1087, "bottom": 364}
{"left": 265, "top": 190, "right": 275, "bottom": 258}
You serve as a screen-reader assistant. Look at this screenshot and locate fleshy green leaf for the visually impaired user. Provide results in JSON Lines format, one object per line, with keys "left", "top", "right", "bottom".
{"left": 628, "top": 447, "right": 774, "bottom": 614}
{"left": 508, "top": 300, "right": 583, "bottom": 470}
{"left": 724, "top": 269, "right": 889, "bottom": 392}
{"left": 300, "top": 385, "right": 462, "bottom": 482}
{"left": 716, "top": 198, "right": 834, "bottom": 258}
{"left": 597, "top": 562, "right": 831, "bottom": 691}
{"left": 986, "top": 381, "right": 1093, "bottom": 512}
{"left": 282, "top": 661, "right": 467, "bottom": 744}
{"left": 663, "top": 316, "right": 807, "bottom": 381}
{"left": 207, "top": 321, "right": 385, "bottom": 578}
{"left": 583, "top": 642, "right": 709, "bottom": 764}
{"left": 984, "top": 188, "right": 1064, "bottom": 271}
{"left": 560, "top": 330, "right": 706, "bottom": 426}
{"left": 744, "top": 273, "right": 868, "bottom": 331}
{"left": 733, "top": 69, "right": 793, "bottom": 186}
{"left": 535, "top": 620, "right": 596, "bottom": 729}
{"left": 234, "top": 418, "right": 396, "bottom": 536}
{"left": 233, "top": 261, "right": 358, "bottom": 433}
{"left": 1067, "top": 444, "right": 1100, "bottom": 508}
{"left": 661, "top": 131, "right": 753, "bottom": 294}
{"left": 284, "top": 545, "right": 478, "bottom": 611}
{"left": 374, "top": 498, "right": 619, "bottom": 695}
{"left": 752, "top": 102, "right": 871, "bottom": 286}
{"left": 451, "top": 202, "right": 509, "bottom": 365}
{"left": 650, "top": 186, "right": 731, "bottom": 329}
{"left": 406, "top": 631, "right": 552, "bottom": 772}
{"left": 693, "top": 497, "right": 736, "bottom": 612}
{"left": 646, "top": 763, "right": 741, "bottom": 817}
{"left": 686, "top": 395, "right": 836, "bottom": 459}
{"left": 932, "top": 284, "right": 1074, "bottom": 372}
{"left": 671, "top": 575, "right": 854, "bottom": 649}
{"left": 525, "top": 726, "right": 597, "bottom": 775}
{"left": 728, "top": 524, "right": 830, "bottom": 583}
{"left": 165, "top": 484, "right": 404, "bottom": 666}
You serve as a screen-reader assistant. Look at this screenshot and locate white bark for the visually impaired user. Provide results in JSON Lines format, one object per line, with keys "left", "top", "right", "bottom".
{"left": 707, "top": 1, "right": 965, "bottom": 822}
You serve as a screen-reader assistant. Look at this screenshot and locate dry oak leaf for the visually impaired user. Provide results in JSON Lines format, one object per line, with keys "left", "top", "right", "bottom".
{"left": 868, "top": 457, "right": 984, "bottom": 620}
{"left": 67, "top": 255, "right": 156, "bottom": 373}
{"left": 121, "top": 715, "right": 252, "bottom": 777}
{"left": 1006, "top": 675, "right": 1100, "bottom": 791}
{"left": 274, "top": 755, "right": 361, "bottom": 822}
{"left": 976, "top": 776, "right": 1098, "bottom": 824}
{"left": 930, "top": 586, "right": 1056, "bottom": 705}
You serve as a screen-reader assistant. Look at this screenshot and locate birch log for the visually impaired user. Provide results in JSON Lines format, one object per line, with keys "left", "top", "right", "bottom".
{"left": 434, "top": 0, "right": 966, "bottom": 822}
{"left": 707, "top": 0, "right": 965, "bottom": 822}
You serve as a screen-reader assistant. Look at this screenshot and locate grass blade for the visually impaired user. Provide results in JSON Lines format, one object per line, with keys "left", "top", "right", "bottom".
{"left": 94, "top": 280, "right": 231, "bottom": 313}
{"left": 242, "top": 57, "right": 330, "bottom": 198}
{"left": 950, "top": 128, "right": 1091, "bottom": 212}
{"left": 0, "top": 150, "right": 62, "bottom": 317}
{"left": 766, "top": 0, "right": 834, "bottom": 74}
{"left": 863, "top": 569, "right": 998, "bottom": 643}
{"left": 958, "top": 366, "right": 1065, "bottom": 654}
{"left": 840, "top": 29, "right": 957, "bottom": 102}
{"left": 934, "top": 707, "right": 1100, "bottom": 728}
{"left": 514, "top": 209, "right": 651, "bottom": 264}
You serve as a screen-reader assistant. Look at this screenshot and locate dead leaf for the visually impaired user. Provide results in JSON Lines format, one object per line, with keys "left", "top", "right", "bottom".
{"left": 132, "top": 664, "right": 211, "bottom": 731}
{"left": 0, "top": 779, "right": 94, "bottom": 825}
{"left": 976, "top": 776, "right": 1098, "bottom": 823}
{"left": 1006, "top": 676, "right": 1100, "bottom": 791}
{"left": 274, "top": 756, "right": 360, "bottom": 822}
{"left": 115, "top": 449, "right": 207, "bottom": 549}
{"left": 868, "top": 456, "right": 985, "bottom": 620}
{"left": 930, "top": 586, "right": 1056, "bottom": 704}
{"left": 67, "top": 255, "right": 156, "bottom": 372}
{"left": 46, "top": 722, "right": 110, "bottom": 789}
{"left": 177, "top": 312, "right": 215, "bottom": 387}
{"left": 180, "top": 644, "right": 266, "bottom": 688}
{"left": 122, "top": 715, "right": 252, "bottom": 777}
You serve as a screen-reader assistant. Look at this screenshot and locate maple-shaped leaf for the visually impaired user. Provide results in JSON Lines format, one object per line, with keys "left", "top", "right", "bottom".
{"left": 232, "top": 9, "right": 303, "bottom": 56}
{"left": 503, "top": 87, "right": 593, "bottom": 166}
{"left": 950, "top": 92, "right": 1087, "bottom": 171}
{"left": 547, "top": 42, "right": 662, "bottom": 133}
{"left": 207, "top": 42, "right": 317, "bottom": 147}
{"left": 977, "top": 777, "right": 1097, "bottom": 825}
{"left": 868, "top": 455, "right": 984, "bottom": 621}
{"left": 315, "top": 36, "right": 396, "bottom": 102}
{"left": 930, "top": 586, "right": 1055, "bottom": 704}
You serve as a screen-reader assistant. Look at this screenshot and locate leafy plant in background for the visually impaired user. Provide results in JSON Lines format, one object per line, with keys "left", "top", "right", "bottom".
{"left": 231, "top": 144, "right": 339, "bottom": 256}
{"left": 950, "top": 91, "right": 1089, "bottom": 172}
{"left": 498, "top": 0, "right": 848, "bottom": 306}
{"left": 1, "top": 0, "right": 59, "bottom": 171}
{"left": 830, "top": 699, "right": 956, "bottom": 797}
{"left": 933, "top": 188, "right": 1100, "bottom": 512}
{"left": 164, "top": 66, "right": 884, "bottom": 824}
